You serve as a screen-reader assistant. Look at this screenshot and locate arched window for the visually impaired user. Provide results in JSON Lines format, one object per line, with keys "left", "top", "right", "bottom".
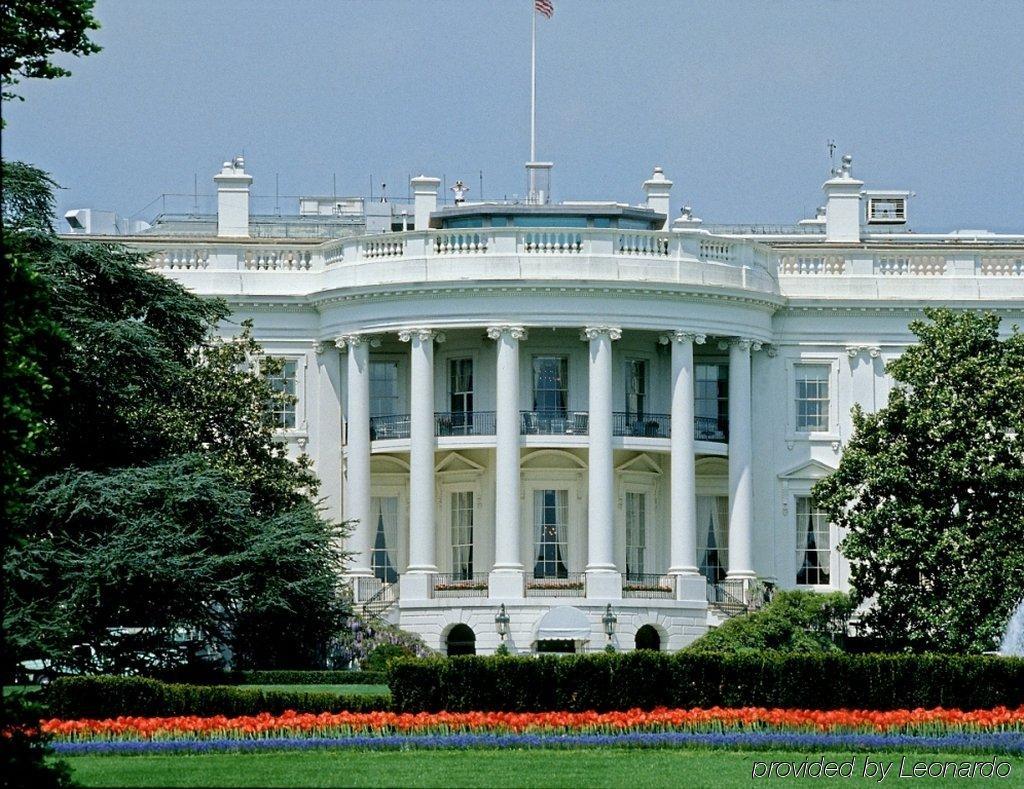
{"left": 446, "top": 624, "right": 476, "bottom": 656}
{"left": 635, "top": 624, "right": 661, "bottom": 651}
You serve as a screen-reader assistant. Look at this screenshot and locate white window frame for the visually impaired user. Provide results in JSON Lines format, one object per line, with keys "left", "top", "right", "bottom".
{"left": 779, "top": 468, "right": 842, "bottom": 590}
{"left": 793, "top": 495, "right": 833, "bottom": 588}
{"left": 785, "top": 355, "right": 840, "bottom": 442}
{"left": 262, "top": 353, "right": 307, "bottom": 436}
{"left": 623, "top": 488, "right": 649, "bottom": 578}
{"left": 369, "top": 357, "right": 403, "bottom": 418}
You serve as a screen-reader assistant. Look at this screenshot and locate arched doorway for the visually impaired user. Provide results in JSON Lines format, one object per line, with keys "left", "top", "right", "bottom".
{"left": 635, "top": 624, "right": 661, "bottom": 651}
{"left": 446, "top": 624, "right": 476, "bottom": 656}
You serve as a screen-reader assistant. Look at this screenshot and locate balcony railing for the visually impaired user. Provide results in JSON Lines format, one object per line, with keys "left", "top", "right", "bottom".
{"left": 613, "top": 412, "right": 670, "bottom": 438}
{"left": 525, "top": 571, "right": 586, "bottom": 597}
{"left": 520, "top": 410, "right": 589, "bottom": 435}
{"left": 622, "top": 573, "right": 676, "bottom": 599}
{"left": 430, "top": 572, "right": 489, "bottom": 598}
{"left": 435, "top": 411, "right": 496, "bottom": 437}
{"left": 365, "top": 412, "right": 728, "bottom": 443}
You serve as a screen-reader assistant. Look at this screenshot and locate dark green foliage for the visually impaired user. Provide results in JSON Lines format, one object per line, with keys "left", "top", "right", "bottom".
{"left": 687, "top": 591, "right": 854, "bottom": 654}
{"left": 814, "top": 309, "right": 1024, "bottom": 653}
{"left": 44, "top": 677, "right": 389, "bottom": 719}
{"left": 387, "top": 652, "right": 1024, "bottom": 713}
{"left": 0, "top": 0, "right": 101, "bottom": 102}
{"left": 233, "top": 670, "right": 385, "bottom": 686}
{"left": 0, "top": 693, "right": 75, "bottom": 788}
{"left": 363, "top": 643, "right": 416, "bottom": 673}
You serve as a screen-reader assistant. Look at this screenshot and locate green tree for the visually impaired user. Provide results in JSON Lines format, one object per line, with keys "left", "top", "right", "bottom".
{"left": 814, "top": 309, "right": 1024, "bottom": 653}
{"left": 687, "top": 591, "right": 853, "bottom": 655}
{"left": 1, "top": 0, "right": 101, "bottom": 102}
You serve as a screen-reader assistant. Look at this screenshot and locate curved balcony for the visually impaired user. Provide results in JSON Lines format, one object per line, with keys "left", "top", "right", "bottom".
{"left": 364, "top": 412, "right": 727, "bottom": 443}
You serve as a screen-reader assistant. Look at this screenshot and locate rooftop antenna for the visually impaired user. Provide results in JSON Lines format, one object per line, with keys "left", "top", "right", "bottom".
{"left": 369, "top": 174, "right": 373, "bottom": 202}
{"left": 332, "top": 173, "right": 337, "bottom": 200}
{"left": 275, "top": 173, "right": 280, "bottom": 215}
{"left": 827, "top": 139, "right": 837, "bottom": 174}
{"left": 380, "top": 182, "right": 387, "bottom": 203}
{"left": 479, "top": 170, "right": 484, "bottom": 201}
{"left": 192, "top": 172, "right": 198, "bottom": 216}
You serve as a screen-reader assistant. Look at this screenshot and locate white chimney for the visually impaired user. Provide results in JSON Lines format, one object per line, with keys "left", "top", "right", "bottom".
{"left": 643, "top": 166, "right": 673, "bottom": 230}
{"left": 822, "top": 154, "right": 863, "bottom": 243}
{"left": 214, "top": 156, "right": 252, "bottom": 237}
{"left": 410, "top": 175, "right": 441, "bottom": 230}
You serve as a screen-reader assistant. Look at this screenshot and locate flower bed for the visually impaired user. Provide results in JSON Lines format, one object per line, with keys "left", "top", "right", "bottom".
{"left": 40, "top": 706, "right": 1024, "bottom": 755}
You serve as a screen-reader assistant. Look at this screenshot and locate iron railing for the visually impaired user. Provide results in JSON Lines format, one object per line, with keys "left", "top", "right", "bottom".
{"left": 434, "top": 411, "right": 496, "bottom": 437}
{"left": 430, "top": 572, "right": 489, "bottom": 598}
{"left": 622, "top": 573, "right": 675, "bottom": 599}
{"left": 369, "top": 414, "right": 411, "bottom": 441}
{"left": 695, "top": 415, "right": 728, "bottom": 441}
{"left": 613, "top": 412, "right": 670, "bottom": 438}
{"left": 525, "top": 571, "right": 586, "bottom": 597}
{"left": 520, "top": 410, "right": 589, "bottom": 435}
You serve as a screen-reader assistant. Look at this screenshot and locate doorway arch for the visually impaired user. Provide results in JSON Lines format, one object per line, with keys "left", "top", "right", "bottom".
{"left": 445, "top": 623, "right": 476, "bottom": 656}
{"left": 634, "top": 624, "right": 661, "bottom": 651}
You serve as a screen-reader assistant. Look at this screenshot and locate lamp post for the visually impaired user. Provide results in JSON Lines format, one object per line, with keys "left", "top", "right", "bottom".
{"left": 602, "top": 604, "right": 617, "bottom": 642}
{"left": 495, "top": 604, "right": 510, "bottom": 642}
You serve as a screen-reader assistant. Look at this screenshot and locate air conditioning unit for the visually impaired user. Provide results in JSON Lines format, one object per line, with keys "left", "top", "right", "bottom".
{"left": 863, "top": 191, "right": 911, "bottom": 225}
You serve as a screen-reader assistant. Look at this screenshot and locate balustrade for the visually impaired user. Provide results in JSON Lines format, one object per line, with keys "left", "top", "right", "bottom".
{"left": 612, "top": 411, "right": 670, "bottom": 438}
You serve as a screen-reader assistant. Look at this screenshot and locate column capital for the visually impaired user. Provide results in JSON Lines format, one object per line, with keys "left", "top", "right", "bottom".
{"left": 486, "top": 324, "right": 528, "bottom": 341}
{"left": 398, "top": 327, "right": 446, "bottom": 344}
{"left": 335, "top": 334, "right": 381, "bottom": 351}
{"left": 580, "top": 326, "right": 622, "bottom": 341}
{"left": 717, "top": 337, "right": 760, "bottom": 352}
{"left": 659, "top": 330, "right": 706, "bottom": 346}
{"left": 845, "top": 344, "right": 882, "bottom": 358}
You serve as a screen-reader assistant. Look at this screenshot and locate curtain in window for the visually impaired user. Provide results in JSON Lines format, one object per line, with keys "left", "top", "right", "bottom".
{"left": 371, "top": 496, "right": 399, "bottom": 581}
{"left": 697, "top": 495, "right": 728, "bottom": 582}
{"left": 554, "top": 490, "right": 568, "bottom": 571}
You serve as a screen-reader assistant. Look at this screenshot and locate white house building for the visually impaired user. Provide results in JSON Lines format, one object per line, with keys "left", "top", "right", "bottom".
{"left": 66, "top": 155, "right": 1024, "bottom": 656}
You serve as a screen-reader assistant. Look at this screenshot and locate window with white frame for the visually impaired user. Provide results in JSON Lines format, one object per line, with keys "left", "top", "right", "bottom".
{"left": 624, "top": 491, "right": 647, "bottom": 579}
{"left": 697, "top": 495, "right": 729, "bottom": 583}
{"left": 695, "top": 363, "right": 728, "bottom": 440}
{"left": 794, "top": 364, "right": 831, "bottom": 432}
{"left": 533, "top": 489, "right": 568, "bottom": 579}
{"left": 369, "top": 360, "right": 399, "bottom": 417}
{"left": 448, "top": 358, "right": 474, "bottom": 433}
{"left": 624, "top": 359, "right": 647, "bottom": 419}
{"left": 532, "top": 356, "right": 568, "bottom": 416}
{"left": 795, "top": 496, "right": 831, "bottom": 586}
{"left": 265, "top": 358, "right": 298, "bottom": 429}
{"left": 450, "top": 491, "right": 474, "bottom": 579}
{"left": 371, "top": 496, "right": 399, "bottom": 584}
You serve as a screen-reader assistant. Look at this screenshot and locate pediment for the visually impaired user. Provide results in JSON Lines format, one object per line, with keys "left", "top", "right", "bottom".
{"left": 615, "top": 453, "right": 663, "bottom": 474}
{"left": 777, "top": 458, "right": 837, "bottom": 480}
{"left": 435, "top": 452, "right": 486, "bottom": 473}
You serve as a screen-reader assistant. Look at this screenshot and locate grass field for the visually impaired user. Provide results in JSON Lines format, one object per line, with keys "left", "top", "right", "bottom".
{"left": 238, "top": 684, "right": 390, "bottom": 697}
{"left": 64, "top": 748, "right": 1024, "bottom": 788}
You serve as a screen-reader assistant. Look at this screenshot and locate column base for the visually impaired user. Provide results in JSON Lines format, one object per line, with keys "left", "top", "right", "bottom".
{"left": 488, "top": 568, "right": 525, "bottom": 599}
{"left": 400, "top": 571, "right": 434, "bottom": 601}
{"left": 585, "top": 569, "right": 622, "bottom": 600}
{"left": 672, "top": 574, "right": 708, "bottom": 604}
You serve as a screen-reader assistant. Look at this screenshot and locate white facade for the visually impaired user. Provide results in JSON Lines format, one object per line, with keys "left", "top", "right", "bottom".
{"left": 71, "top": 157, "right": 1024, "bottom": 656}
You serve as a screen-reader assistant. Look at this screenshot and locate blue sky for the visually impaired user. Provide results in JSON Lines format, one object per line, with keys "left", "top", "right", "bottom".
{"left": 5, "top": 0, "right": 1022, "bottom": 231}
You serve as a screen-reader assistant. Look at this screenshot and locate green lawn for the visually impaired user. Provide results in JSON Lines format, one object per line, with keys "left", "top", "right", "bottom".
{"left": 237, "top": 684, "right": 389, "bottom": 697}
{"left": 3, "top": 684, "right": 41, "bottom": 697}
{"left": 64, "top": 749, "right": 1024, "bottom": 788}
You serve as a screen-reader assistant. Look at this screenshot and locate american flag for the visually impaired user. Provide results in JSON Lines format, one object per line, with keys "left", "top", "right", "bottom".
{"left": 535, "top": 0, "right": 554, "bottom": 19}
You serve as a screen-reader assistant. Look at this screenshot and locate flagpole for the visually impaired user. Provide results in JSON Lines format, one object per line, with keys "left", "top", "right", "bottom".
{"left": 530, "top": 4, "right": 537, "bottom": 163}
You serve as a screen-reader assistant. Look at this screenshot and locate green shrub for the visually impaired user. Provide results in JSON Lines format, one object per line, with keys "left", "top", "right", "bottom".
{"left": 363, "top": 643, "right": 414, "bottom": 673}
{"left": 233, "top": 670, "right": 385, "bottom": 686}
{"left": 44, "top": 676, "right": 390, "bottom": 719}
{"left": 688, "top": 590, "right": 854, "bottom": 654}
{"left": 387, "top": 652, "right": 1024, "bottom": 713}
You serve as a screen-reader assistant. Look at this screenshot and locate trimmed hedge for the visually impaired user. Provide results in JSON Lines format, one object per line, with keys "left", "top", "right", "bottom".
{"left": 388, "top": 652, "right": 1024, "bottom": 713}
{"left": 233, "top": 670, "right": 386, "bottom": 686}
{"left": 45, "top": 676, "right": 390, "bottom": 719}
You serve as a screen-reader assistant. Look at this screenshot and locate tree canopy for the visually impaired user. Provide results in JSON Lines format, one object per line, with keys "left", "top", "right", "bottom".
{"left": 814, "top": 309, "right": 1024, "bottom": 653}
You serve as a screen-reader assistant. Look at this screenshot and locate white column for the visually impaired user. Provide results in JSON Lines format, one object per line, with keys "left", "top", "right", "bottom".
{"left": 338, "top": 334, "right": 377, "bottom": 577}
{"left": 583, "top": 325, "right": 621, "bottom": 599}
{"left": 400, "top": 328, "right": 444, "bottom": 596}
{"left": 661, "top": 331, "right": 705, "bottom": 580}
{"left": 725, "top": 338, "right": 756, "bottom": 579}
{"left": 487, "top": 325, "right": 527, "bottom": 599}
{"left": 315, "top": 341, "right": 344, "bottom": 529}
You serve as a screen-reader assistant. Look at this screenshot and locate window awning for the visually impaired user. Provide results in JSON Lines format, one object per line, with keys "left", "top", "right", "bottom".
{"left": 535, "top": 605, "right": 592, "bottom": 641}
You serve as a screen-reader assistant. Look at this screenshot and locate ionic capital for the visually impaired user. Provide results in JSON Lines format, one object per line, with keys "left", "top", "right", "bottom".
{"left": 580, "top": 326, "right": 622, "bottom": 341}
{"left": 845, "top": 344, "right": 882, "bottom": 359}
{"left": 398, "top": 328, "right": 446, "bottom": 344}
{"left": 718, "top": 337, "right": 757, "bottom": 352}
{"left": 335, "top": 334, "right": 382, "bottom": 351}
{"left": 659, "top": 330, "right": 707, "bottom": 346}
{"left": 486, "top": 325, "right": 528, "bottom": 341}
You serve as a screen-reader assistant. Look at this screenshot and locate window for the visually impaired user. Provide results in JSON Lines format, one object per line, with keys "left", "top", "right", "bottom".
{"left": 533, "top": 489, "right": 568, "bottom": 579}
{"left": 369, "top": 360, "right": 399, "bottom": 417}
{"left": 624, "top": 491, "right": 647, "bottom": 579}
{"left": 533, "top": 356, "right": 568, "bottom": 416}
{"left": 697, "top": 495, "right": 729, "bottom": 583}
{"left": 625, "top": 359, "right": 647, "bottom": 419}
{"left": 796, "top": 497, "right": 831, "bottom": 585}
{"left": 448, "top": 358, "right": 474, "bottom": 433}
{"left": 370, "top": 496, "right": 399, "bottom": 584}
{"left": 265, "top": 359, "right": 297, "bottom": 429}
{"left": 795, "top": 364, "right": 830, "bottom": 432}
{"left": 450, "top": 491, "right": 474, "bottom": 580}
{"left": 695, "top": 363, "right": 728, "bottom": 440}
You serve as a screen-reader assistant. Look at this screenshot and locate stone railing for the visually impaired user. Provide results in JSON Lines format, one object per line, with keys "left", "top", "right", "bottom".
{"left": 779, "top": 255, "right": 846, "bottom": 275}
{"left": 874, "top": 255, "right": 947, "bottom": 276}
{"left": 779, "top": 252, "right": 1024, "bottom": 278}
